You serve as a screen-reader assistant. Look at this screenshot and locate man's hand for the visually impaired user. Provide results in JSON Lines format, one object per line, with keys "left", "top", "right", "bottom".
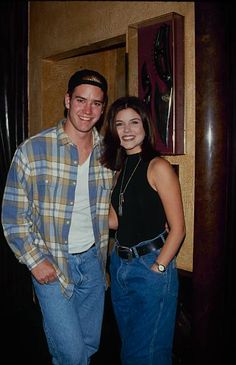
{"left": 31, "top": 259, "right": 57, "bottom": 285}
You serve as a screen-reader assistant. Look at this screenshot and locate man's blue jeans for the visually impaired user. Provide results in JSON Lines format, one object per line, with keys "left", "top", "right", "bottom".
{"left": 110, "top": 236, "right": 179, "bottom": 365}
{"left": 32, "top": 245, "right": 105, "bottom": 365}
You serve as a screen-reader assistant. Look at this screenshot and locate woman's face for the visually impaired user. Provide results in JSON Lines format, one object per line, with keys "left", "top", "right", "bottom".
{"left": 114, "top": 108, "right": 145, "bottom": 154}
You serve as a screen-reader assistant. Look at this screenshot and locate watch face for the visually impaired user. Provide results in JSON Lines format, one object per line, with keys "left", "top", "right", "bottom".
{"left": 158, "top": 264, "right": 166, "bottom": 272}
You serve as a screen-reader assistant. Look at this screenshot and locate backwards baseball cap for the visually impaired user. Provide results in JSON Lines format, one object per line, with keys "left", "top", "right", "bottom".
{"left": 67, "top": 69, "right": 108, "bottom": 94}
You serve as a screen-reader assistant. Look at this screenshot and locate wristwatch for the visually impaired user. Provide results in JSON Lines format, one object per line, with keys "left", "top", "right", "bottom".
{"left": 155, "top": 262, "right": 166, "bottom": 272}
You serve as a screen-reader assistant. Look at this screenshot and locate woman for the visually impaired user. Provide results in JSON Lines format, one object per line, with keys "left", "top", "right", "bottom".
{"left": 101, "top": 96, "right": 185, "bottom": 365}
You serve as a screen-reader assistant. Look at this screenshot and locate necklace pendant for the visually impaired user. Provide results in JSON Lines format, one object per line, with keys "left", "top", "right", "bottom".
{"left": 118, "top": 193, "right": 124, "bottom": 216}
{"left": 118, "top": 157, "right": 141, "bottom": 217}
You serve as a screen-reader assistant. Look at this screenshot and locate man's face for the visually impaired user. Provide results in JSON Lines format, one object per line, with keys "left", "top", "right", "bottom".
{"left": 65, "top": 84, "right": 104, "bottom": 134}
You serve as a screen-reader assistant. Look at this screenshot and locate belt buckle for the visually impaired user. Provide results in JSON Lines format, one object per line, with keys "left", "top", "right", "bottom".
{"left": 116, "top": 245, "right": 133, "bottom": 260}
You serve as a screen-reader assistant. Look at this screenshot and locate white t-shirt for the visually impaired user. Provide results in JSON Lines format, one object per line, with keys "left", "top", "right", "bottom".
{"left": 68, "top": 154, "right": 95, "bottom": 253}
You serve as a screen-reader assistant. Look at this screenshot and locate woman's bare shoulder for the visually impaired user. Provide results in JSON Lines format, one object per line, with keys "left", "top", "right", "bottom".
{"left": 149, "top": 157, "right": 173, "bottom": 173}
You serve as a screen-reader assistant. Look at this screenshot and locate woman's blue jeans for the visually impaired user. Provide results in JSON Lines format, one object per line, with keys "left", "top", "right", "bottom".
{"left": 32, "top": 245, "right": 105, "bottom": 365}
{"left": 110, "top": 236, "right": 179, "bottom": 365}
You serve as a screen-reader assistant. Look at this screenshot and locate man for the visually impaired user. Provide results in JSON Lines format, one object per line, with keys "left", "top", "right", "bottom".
{"left": 1, "top": 69, "right": 114, "bottom": 365}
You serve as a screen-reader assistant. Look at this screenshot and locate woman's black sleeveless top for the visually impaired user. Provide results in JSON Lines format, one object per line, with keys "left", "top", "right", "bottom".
{"left": 111, "top": 153, "right": 166, "bottom": 247}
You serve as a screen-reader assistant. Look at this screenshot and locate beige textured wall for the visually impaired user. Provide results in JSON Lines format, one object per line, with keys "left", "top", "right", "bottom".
{"left": 29, "top": 1, "right": 195, "bottom": 271}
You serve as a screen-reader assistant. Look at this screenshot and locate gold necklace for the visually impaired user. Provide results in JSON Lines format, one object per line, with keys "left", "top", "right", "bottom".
{"left": 118, "top": 156, "right": 141, "bottom": 216}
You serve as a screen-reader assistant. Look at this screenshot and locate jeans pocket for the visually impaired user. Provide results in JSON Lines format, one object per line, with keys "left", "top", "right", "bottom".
{"left": 139, "top": 251, "right": 163, "bottom": 275}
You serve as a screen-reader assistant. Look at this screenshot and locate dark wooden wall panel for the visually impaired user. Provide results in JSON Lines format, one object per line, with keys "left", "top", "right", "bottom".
{"left": 193, "top": 3, "right": 234, "bottom": 364}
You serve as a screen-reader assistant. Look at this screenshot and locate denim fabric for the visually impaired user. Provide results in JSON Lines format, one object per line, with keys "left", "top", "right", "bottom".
{"left": 110, "top": 235, "right": 179, "bottom": 365}
{"left": 32, "top": 245, "right": 105, "bottom": 365}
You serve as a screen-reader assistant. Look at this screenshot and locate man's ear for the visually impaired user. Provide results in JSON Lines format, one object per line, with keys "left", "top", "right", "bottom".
{"left": 64, "top": 93, "right": 70, "bottom": 109}
{"left": 101, "top": 102, "right": 107, "bottom": 114}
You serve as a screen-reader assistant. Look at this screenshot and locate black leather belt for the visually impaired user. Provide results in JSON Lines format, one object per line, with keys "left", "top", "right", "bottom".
{"left": 115, "top": 231, "right": 168, "bottom": 260}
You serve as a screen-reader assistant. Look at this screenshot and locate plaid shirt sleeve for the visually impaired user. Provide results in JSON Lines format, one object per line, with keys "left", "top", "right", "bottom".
{"left": 1, "top": 146, "right": 46, "bottom": 269}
